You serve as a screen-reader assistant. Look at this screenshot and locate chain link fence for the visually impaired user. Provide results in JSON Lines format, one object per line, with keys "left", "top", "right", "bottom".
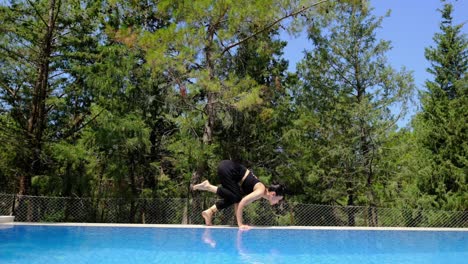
{"left": 1, "top": 193, "right": 467, "bottom": 227}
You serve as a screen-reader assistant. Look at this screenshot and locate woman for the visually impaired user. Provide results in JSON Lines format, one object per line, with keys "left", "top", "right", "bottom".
{"left": 192, "top": 160, "right": 285, "bottom": 229}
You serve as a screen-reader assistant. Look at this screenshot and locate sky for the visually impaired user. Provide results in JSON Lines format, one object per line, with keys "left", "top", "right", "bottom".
{"left": 281, "top": 0, "right": 468, "bottom": 127}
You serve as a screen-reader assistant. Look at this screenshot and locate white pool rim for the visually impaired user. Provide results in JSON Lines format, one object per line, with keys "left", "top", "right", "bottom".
{"left": 1, "top": 222, "right": 466, "bottom": 232}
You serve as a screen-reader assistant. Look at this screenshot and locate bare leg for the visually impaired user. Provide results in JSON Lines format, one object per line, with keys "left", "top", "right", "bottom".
{"left": 202, "top": 205, "right": 217, "bottom": 226}
{"left": 192, "top": 180, "right": 218, "bottom": 193}
{"left": 192, "top": 180, "right": 219, "bottom": 226}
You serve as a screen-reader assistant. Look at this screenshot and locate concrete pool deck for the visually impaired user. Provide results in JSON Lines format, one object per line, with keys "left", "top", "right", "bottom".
{"left": 0, "top": 216, "right": 15, "bottom": 223}
{"left": 1, "top": 222, "right": 466, "bottom": 232}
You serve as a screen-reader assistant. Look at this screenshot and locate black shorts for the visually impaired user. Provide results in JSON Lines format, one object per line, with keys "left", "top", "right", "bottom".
{"left": 215, "top": 169, "right": 260, "bottom": 210}
{"left": 215, "top": 160, "right": 246, "bottom": 210}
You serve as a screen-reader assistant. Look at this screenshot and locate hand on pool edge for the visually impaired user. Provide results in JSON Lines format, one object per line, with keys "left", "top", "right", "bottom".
{"left": 239, "top": 224, "right": 251, "bottom": 230}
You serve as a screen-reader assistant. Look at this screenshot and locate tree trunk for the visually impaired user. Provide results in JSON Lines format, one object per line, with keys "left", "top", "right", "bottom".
{"left": 188, "top": 24, "right": 217, "bottom": 223}
{"left": 129, "top": 156, "right": 139, "bottom": 223}
{"left": 346, "top": 181, "right": 355, "bottom": 226}
{"left": 19, "top": 0, "right": 58, "bottom": 195}
{"left": 203, "top": 92, "right": 216, "bottom": 145}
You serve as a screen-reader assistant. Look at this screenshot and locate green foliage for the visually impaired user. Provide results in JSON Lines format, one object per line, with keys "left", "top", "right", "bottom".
{"left": 42, "top": 210, "right": 66, "bottom": 223}
{"left": 0, "top": 0, "right": 102, "bottom": 194}
{"left": 31, "top": 175, "right": 62, "bottom": 196}
{"left": 135, "top": 0, "right": 317, "bottom": 194}
{"left": 0, "top": 0, "right": 465, "bottom": 222}
{"left": 0, "top": 115, "right": 23, "bottom": 192}
{"left": 289, "top": 1, "right": 415, "bottom": 208}
{"left": 409, "top": 3, "right": 467, "bottom": 211}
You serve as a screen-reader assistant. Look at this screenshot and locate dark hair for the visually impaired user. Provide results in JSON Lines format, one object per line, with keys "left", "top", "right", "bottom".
{"left": 268, "top": 184, "right": 286, "bottom": 196}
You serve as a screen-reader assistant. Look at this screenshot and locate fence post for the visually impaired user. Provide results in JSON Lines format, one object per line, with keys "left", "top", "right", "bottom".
{"left": 11, "top": 193, "right": 16, "bottom": 216}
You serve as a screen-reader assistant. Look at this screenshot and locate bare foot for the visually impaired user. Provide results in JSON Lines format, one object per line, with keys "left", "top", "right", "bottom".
{"left": 202, "top": 209, "right": 213, "bottom": 226}
{"left": 192, "top": 180, "right": 210, "bottom": 191}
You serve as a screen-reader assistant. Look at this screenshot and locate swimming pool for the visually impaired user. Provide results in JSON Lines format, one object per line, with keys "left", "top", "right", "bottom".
{"left": 0, "top": 224, "right": 466, "bottom": 263}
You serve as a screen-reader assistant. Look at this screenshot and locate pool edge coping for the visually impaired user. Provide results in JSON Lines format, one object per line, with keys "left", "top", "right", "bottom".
{"left": 1, "top": 222, "right": 466, "bottom": 232}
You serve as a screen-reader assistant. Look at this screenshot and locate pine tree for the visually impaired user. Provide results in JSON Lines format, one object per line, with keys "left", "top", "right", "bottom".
{"left": 412, "top": 3, "right": 467, "bottom": 211}
{"left": 217, "top": 28, "right": 291, "bottom": 181}
{"left": 0, "top": 0, "right": 101, "bottom": 194}
{"left": 137, "top": 0, "right": 332, "bottom": 193}
{"left": 290, "top": 1, "right": 414, "bottom": 225}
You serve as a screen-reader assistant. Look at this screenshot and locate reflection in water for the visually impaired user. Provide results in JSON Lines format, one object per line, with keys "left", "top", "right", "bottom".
{"left": 237, "top": 229, "right": 256, "bottom": 263}
{"left": 200, "top": 228, "right": 301, "bottom": 263}
{"left": 202, "top": 228, "right": 216, "bottom": 248}
{"left": 236, "top": 229, "right": 280, "bottom": 264}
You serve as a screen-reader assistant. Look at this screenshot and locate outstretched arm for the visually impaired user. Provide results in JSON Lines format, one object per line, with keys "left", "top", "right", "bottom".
{"left": 236, "top": 185, "right": 265, "bottom": 228}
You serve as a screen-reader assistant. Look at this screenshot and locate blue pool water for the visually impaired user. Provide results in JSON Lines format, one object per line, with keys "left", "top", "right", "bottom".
{"left": 0, "top": 225, "right": 467, "bottom": 264}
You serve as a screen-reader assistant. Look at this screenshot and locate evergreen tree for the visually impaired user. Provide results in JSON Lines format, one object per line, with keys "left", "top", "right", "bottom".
{"left": 70, "top": 0, "right": 176, "bottom": 200}
{"left": 412, "top": 3, "right": 467, "bottom": 211}
{"left": 289, "top": 1, "right": 414, "bottom": 224}
{"left": 137, "top": 0, "right": 331, "bottom": 192}
{"left": 218, "top": 28, "right": 292, "bottom": 182}
{"left": 0, "top": 0, "right": 101, "bottom": 194}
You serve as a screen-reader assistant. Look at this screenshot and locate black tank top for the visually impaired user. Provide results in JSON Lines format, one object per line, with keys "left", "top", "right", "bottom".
{"left": 241, "top": 172, "right": 260, "bottom": 194}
